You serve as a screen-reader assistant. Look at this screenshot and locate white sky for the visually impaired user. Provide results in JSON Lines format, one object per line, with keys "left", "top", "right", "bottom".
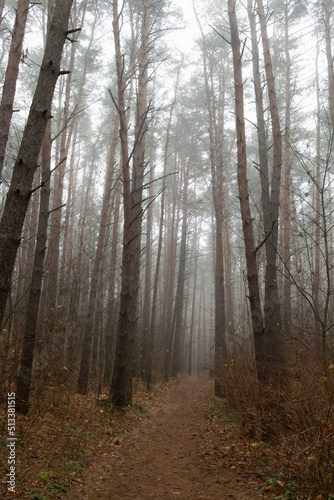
{"left": 169, "top": 0, "right": 200, "bottom": 52}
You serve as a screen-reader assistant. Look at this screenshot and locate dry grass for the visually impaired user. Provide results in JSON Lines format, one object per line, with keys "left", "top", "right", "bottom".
{"left": 216, "top": 339, "right": 334, "bottom": 499}
{"left": 0, "top": 376, "right": 170, "bottom": 499}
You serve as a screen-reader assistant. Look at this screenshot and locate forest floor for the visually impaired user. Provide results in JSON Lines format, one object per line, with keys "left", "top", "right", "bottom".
{"left": 67, "top": 378, "right": 270, "bottom": 500}
{"left": 0, "top": 377, "right": 301, "bottom": 499}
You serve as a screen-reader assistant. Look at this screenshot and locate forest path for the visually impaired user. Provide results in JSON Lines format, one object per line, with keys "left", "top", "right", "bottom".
{"left": 68, "top": 378, "right": 265, "bottom": 499}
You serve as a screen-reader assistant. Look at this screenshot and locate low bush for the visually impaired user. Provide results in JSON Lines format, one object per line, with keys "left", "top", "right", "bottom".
{"left": 216, "top": 338, "right": 334, "bottom": 499}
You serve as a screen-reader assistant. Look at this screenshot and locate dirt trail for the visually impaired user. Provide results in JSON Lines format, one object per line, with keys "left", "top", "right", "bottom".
{"left": 68, "top": 378, "right": 264, "bottom": 499}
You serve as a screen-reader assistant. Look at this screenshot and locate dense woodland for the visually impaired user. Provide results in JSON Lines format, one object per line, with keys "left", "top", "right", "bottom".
{"left": 1, "top": 0, "right": 334, "bottom": 495}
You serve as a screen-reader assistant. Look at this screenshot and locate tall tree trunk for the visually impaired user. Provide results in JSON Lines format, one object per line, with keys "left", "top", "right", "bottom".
{"left": 141, "top": 138, "right": 154, "bottom": 384}
{"left": 188, "top": 226, "right": 199, "bottom": 376}
{"left": 282, "top": 1, "right": 292, "bottom": 330}
{"left": 0, "top": 0, "right": 30, "bottom": 177}
{"left": 171, "top": 157, "right": 189, "bottom": 378}
{"left": 163, "top": 161, "right": 181, "bottom": 381}
{"left": 257, "top": 0, "right": 283, "bottom": 370}
{"left": 247, "top": 0, "right": 271, "bottom": 247}
{"left": 0, "top": 0, "right": 74, "bottom": 331}
{"left": 195, "top": 4, "right": 227, "bottom": 394}
{"left": 128, "top": 0, "right": 150, "bottom": 379}
{"left": 14, "top": 174, "right": 39, "bottom": 332}
{"left": 323, "top": 0, "right": 334, "bottom": 131}
{"left": 15, "top": 123, "right": 51, "bottom": 414}
{"left": 223, "top": 152, "right": 234, "bottom": 336}
{"left": 228, "top": 0, "right": 266, "bottom": 381}
{"left": 314, "top": 42, "right": 321, "bottom": 344}
{"left": 110, "top": 0, "right": 138, "bottom": 407}
{"left": 46, "top": 23, "right": 77, "bottom": 317}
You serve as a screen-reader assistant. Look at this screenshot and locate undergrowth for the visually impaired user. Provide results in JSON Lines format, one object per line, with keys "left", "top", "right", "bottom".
{"left": 0, "top": 377, "right": 173, "bottom": 499}
{"left": 215, "top": 338, "right": 334, "bottom": 500}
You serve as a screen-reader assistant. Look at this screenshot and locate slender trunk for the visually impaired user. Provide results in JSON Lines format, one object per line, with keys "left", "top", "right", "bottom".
{"left": 171, "top": 158, "right": 189, "bottom": 378}
{"left": 110, "top": 0, "right": 135, "bottom": 407}
{"left": 188, "top": 229, "right": 198, "bottom": 376}
{"left": 282, "top": 2, "right": 291, "bottom": 330}
{"left": 247, "top": 0, "right": 271, "bottom": 241}
{"left": 314, "top": 43, "right": 321, "bottom": 343}
{"left": 228, "top": 0, "right": 266, "bottom": 381}
{"left": 223, "top": 152, "right": 234, "bottom": 335}
{"left": 164, "top": 165, "right": 181, "bottom": 381}
{"left": 46, "top": 26, "right": 77, "bottom": 315}
{"left": 128, "top": 0, "right": 150, "bottom": 378}
{"left": 257, "top": 0, "right": 283, "bottom": 369}
{"left": 141, "top": 139, "right": 154, "bottom": 384}
{"left": 0, "top": 0, "right": 30, "bottom": 177}
{"left": 16, "top": 122, "right": 51, "bottom": 414}
{"left": 15, "top": 174, "right": 39, "bottom": 331}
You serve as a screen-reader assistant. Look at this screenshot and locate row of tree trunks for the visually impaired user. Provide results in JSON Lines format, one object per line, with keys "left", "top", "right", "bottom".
{"left": 0, "top": 0, "right": 74, "bottom": 332}
{"left": 144, "top": 66, "right": 181, "bottom": 387}
{"left": 44, "top": 0, "right": 88, "bottom": 322}
{"left": 195, "top": 5, "right": 227, "bottom": 395}
{"left": 104, "top": 166, "right": 122, "bottom": 386}
{"left": 77, "top": 113, "right": 120, "bottom": 394}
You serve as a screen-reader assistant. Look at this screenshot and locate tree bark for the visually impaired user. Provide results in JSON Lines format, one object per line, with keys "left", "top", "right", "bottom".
{"left": 0, "top": 0, "right": 30, "bottom": 177}
{"left": 188, "top": 226, "right": 199, "bottom": 376}
{"left": 163, "top": 161, "right": 181, "bottom": 381}
{"left": 228, "top": 0, "right": 266, "bottom": 381}
{"left": 110, "top": 0, "right": 139, "bottom": 407}
{"left": 314, "top": 42, "right": 321, "bottom": 343}
{"left": 16, "top": 123, "right": 51, "bottom": 414}
{"left": 171, "top": 157, "right": 189, "bottom": 378}
{"left": 0, "top": 0, "right": 74, "bottom": 331}
{"left": 282, "top": 1, "right": 292, "bottom": 330}
{"left": 141, "top": 133, "right": 154, "bottom": 385}
{"left": 257, "top": 0, "right": 283, "bottom": 370}
{"left": 46, "top": 17, "right": 77, "bottom": 316}
{"left": 247, "top": 0, "right": 271, "bottom": 245}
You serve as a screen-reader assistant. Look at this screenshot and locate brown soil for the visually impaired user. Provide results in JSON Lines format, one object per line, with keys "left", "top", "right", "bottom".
{"left": 68, "top": 378, "right": 267, "bottom": 499}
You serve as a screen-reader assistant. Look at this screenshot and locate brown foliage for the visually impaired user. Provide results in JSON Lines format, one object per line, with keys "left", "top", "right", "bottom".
{"left": 216, "top": 339, "right": 334, "bottom": 498}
